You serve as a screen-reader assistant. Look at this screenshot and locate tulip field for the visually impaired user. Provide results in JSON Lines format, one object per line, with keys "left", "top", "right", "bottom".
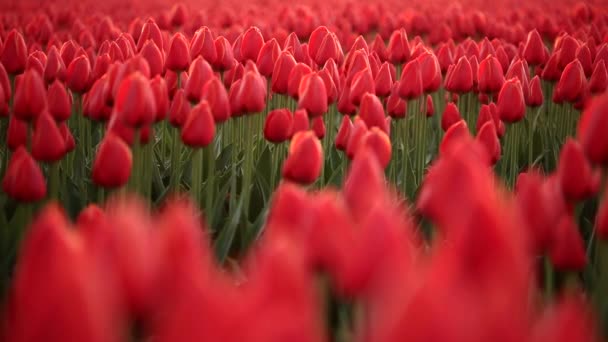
{"left": 3, "top": 0, "right": 608, "bottom": 340}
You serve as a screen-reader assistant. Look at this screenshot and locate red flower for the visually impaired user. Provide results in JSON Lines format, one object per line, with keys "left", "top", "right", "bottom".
{"left": 557, "top": 35, "right": 580, "bottom": 70}
{"left": 0, "top": 29, "right": 27, "bottom": 74}
{"left": 361, "top": 127, "right": 392, "bottom": 168}
{"left": 181, "top": 101, "right": 216, "bottom": 148}
{"left": 558, "top": 139, "right": 597, "bottom": 201}
{"left": 318, "top": 67, "right": 338, "bottom": 104}
{"left": 184, "top": 56, "right": 214, "bottom": 103}
{"left": 576, "top": 44, "right": 593, "bottom": 77}
{"left": 308, "top": 26, "right": 330, "bottom": 63}
{"left": 240, "top": 27, "right": 265, "bottom": 61}
{"left": 150, "top": 75, "right": 169, "bottom": 123}
{"left": 0, "top": 63, "right": 11, "bottom": 100}
{"left": 375, "top": 62, "right": 393, "bottom": 97}
{"left": 190, "top": 26, "right": 217, "bottom": 65}
{"left": 13, "top": 70, "right": 47, "bottom": 122}
{"left": 387, "top": 28, "right": 410, "bottom": 64}
{"left": 445, "top": 56, "right": 473, "bottom": 94}
{"left": 114, "top": 72, "right": 156, "bottom": 127}
{"left": 264, "top": 108, "right": 293, "bottom": 143}
{"left": 527, "top": 76, "right": 544, "bottom": 107}
{"left": 86, "top": 77, "right": 112, "bottom": 122}
{"left": 371, "top": 35, "right": 388, "bottom": 62}
{"left": 417, "top": 51, "right": 441, "bottom": 93}
{"left": 287, "top": 62, "right": 312, "bottom": 100}
{"left": 358, "top": 92, "right": 386, "bottom": 132}
{"left": 165, "top": 33, "right": 191, "bottom": 72}
{"left": 555, "top": 60, "right": 586, "bottom": 103}
{"left": 47, "top": 80, "right": 72, "bottom": 122}
{"left": 298, "top": 72, "right": 328, "bottom": 117}
{"left": 314, "top": 32, "right": 342, "bottom": 67}
{"left": 387, "top": 82, "right": 406, "bottom": 118}
{"left": 441, "top": 102, "right": 461, "bottom": 131}
{"left": 350, "top": 68, "right": 375, "bottom": 106}
{"left": 549, "top": 214, "right": 587, "bottom": 271}
{"left": 201, "top": 77, "right": 230, "bottom": 123}
{"left": 7, "top": 115, "right": 27, "bottom": 151}
{"left": 237, "top": 70, "right": 267, "bottom": 114}
{"left": 497, "top": 78, "right": 526, "bottom": 123}
{"left": 398, "top": 59, "right": 423, "bottom": 99}
{"left": 439, "top": 120, "right": 470, "bottom": 156}
{"left": 312, "top": 117, "right": 326, "bottom": 139}
{"left": 44, "top": 46, "right": 66, "bottom": 84}
{"left": 346, "top": 119, "right": 368, "bottom": 160}
{"left": 335, "top": 115, "right": 353, "bottom": 151}
{"left": 256, "top": 39, "right": 281, "bottom": 78}
{"left": 32, "top": 111, "right": 66, "bottom": 163}
{"left": 59, "top": 122, "right": 75, "bottom": 154}
{"left": 92, "top": 133, "right": 132, "bottom": 188}
{"left": 522, "top": 29, "right": 547, "bottom": 65}
{"left": 66, "top": 55, "right": 91, "bottom": 93}
{"left": 139, "top": 40, "right": 164, "bottom": 77}
{"left": 578, "top": 94, "right": 608, "bottom": 164}
{"left": 426, "top": 94, "right": 434, "bottom": 117}
{"left": 589, "top": 60, "right": 607, "bottom": 94}
{"left": 137, "top": 19, "right": 164, "bottom": 52}
{"left": 282, "top": 131, "right": 323, "bottom": 184}
{"left": 541, "top": 53, "right": 561, "bottom": 82}
{"left": 292, "top": 108, "right": 310, "bottom": 134}
{"left": 213, "top": 36, "right": 236, "bottom": 71}
{"left": 475, "top": 120, "right": 501, "bottom": 165}
{"left": 2, "top": 147, "right": 46, "bottom": 202}
{"left": 478, "top": 55, "right": 504, "bottom": 94}
{"left": 271, "top": 51, "right": 297, "bottom": 95}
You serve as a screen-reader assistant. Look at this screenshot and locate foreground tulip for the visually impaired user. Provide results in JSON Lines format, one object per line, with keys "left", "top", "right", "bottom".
{"left": 578, "top": 94, "right": 608, "bottom": 164}
{"left": 558, "top": 139, "right": 598, "bottom": 201}
{"left": 201, "top": 78, "right": 230, "bottom": 123}
{"left": 238, "top": 71, "right": 266, "bottom": 114}
{"left": 264, "top": 108, "right": 293, "bottom": 143}
{"left": 497, "top": 78, "right": 526, "bottom": 123}
{"left": 358, "top": 92, "right": 386, "bottom": 132}
{"left": 92, "top": 134, "right": 132, "bottom": 188}
{"left": 2, "top": 147, "right": 47, "bottom": 202}
{"left": 282, "top": 131, "right": 323, "bottom": 184}
{"left": 476, "top": 120, "right": 501, "bottom": 165}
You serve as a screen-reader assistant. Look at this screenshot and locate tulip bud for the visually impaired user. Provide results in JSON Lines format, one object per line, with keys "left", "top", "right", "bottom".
{"left": 59, "top": 122, "right": 75, "bottom": 153}
{"left": 555, "top": 60, "right": 586, "bottom": 103}
{"left": 478, "top": 55, "right": 504, "bottom": 94}
{"left": 256, "top": 39, "right": 281, "bottom": 78}
{"left": 361, "top": 127, "right": 391, "bottom": 168}
{"left": 2, "top": 147, "right": 47, "bottom": 202}
{"left": 150, "top": 75, "right": 169, "bottom": 122}
{"left": 7, "top": 115, "right": 28, "bottom": 150}
{"left": 558, "top": 139, "right": 597, "bottom": 201}
{"left": 287, "top": 63, "right": 313, "bottom": 100}
{"left": 114, "top": 72, "right": 156, "bottom": 127}
{"left": 184, "top": 56, "right": 214, "bottom": 103}
{"left": 397, "top": 59, "right": 423, "bottom": 100}
{"left": 47, "top": 80, "right": 72, "bottom": 122}
{"left": 358, "top": 93, "right": 386, "bottom": 132}
{"left": 337, "top": 84, "right": 357, "bottom": 116}
{"left": 387, "top": 28, "right": 410, "bottom": 64}
{"left": 92, "top": 133, "right": 132, "bottom": 188}
{"left": 264, "top": 108, "right": 293, "bottom": 143}
{"left": 315, "top": 33, "right": 341, "bottom": 67}
{"left": 346, "top": 119, "right": 369, "bottom": 159}
{"left": 557, "top": 36, "right": 580, "bottom": 70}
{"left": 238, "top": 71, "right": 266, "bottom": 114}
{"left": 13, "top": 70, "right": 47, "bottom": 121}
{"left": 440, "top": 120, "right": 470, "bottom": 155}
{"left": 589, "top": 60, "right": 608, "bottom": 94}
{"left": 271, "top": 51, "right": 297, "bottom": 95}
{"left": 213, "top": 36, "right": 236, "bottom": 71}
{"left": 201, "top": 78, "right": 230, "bottom": 123}
{"left": 350, "top": 68, "right": 375, "bottom": 106}
{"left": 549, "top": 214, "right": 587, "bottom": 271}
{"left": 312, "top": 117, "right": 326, "bottom": 139}
{"left": 241, "top": 27, "right": 264, "bottom": 62}
{"left": 292, "top": 108, "right": 310, "bottom": 135}
{"left": 371, "top": 35, "right": 388, "bottom": 62}
{"left": 335, "top": 115, "right": 353, "bottom": 151}
{"left": 541, "top": 53, "right": 561, "bottom": 82}
{"left": 165, "top": 33, "right": 191, "bottom": 72}
{"left": 527, "top": 76, "right": 544, "bottom": 107}
{"left": 1, "top": 29, "right": 27, "bottom": 74}
{"left": 298, "top": 72, "right": 328, "bottom": 117}
{"left": 387, "top": 83, "right": 406, "bottom": 119}
{"left": 66, "top": 55, "right": 91, "bottom": 93}
{"left": 139, "top": 40, "right": 164, "bottom": 77}
{"left": 181, "top": 101, "right": 216, "bottom": 148}
{"left": 522, "top": 29, "right": 547, "bottom": 65}
{"left": 32, "top": 111, "right": 66, "bottom": 162}
{"left": 445, "top": 56, "right": 474, "bottom": 93}
{"left": 497, "top": 78, "right": 526, "bottom": 123}
{"left": 282, "top": 131, "right": 323, "bottom": 184}
{"left": 375, "top": 62, "right": 393, "bottom": 97}
{"left": 476, "top": 121, "right": 501, "bottom": 165}
{"left": 308, "top": 26, "right": 330, "bottom": 62}
{"left": 441, "top": 102, "right": 461, "bottom": 131}
{"left": 190, "top": 26, "right": 217, "bottom": 65}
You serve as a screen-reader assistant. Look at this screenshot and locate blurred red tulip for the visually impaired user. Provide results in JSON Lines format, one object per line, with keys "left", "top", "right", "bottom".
{"left": 375, "top": 62, "right": 393, "bottom": 97}
{"left": 361, "top": 127, "right": 392, "bottom": 168}
{"left": 425, "top": 94, "right": 434, "bottom": 117}
{"left": 150, "top": 75, "right": 169, "bottom": 123}
{"left": 165, "top": 33, "right": 191, "bottom": 72}
{"left": 184, "top": 56, "right": 214, "bottom": 103}
{"left": 445, "top": 56, "right": 474, "bottom": 93}
{"left": 387, "top": 28, "right": 410, "bottom": 64}
{"left": 282, "top": 130, "right": 323, "bottom": 184}
{"left": 312, "top": 117, "right": 326, "bottom": 139}
{"left": 398, "top": 59, "right": 423, "bottom": 99}
{"left": 66, "top": 55, "right": 91, "bottom": 93}
{"left": 264, "top": 108, "right": 293, "bottom": 143}
{"left": 256, "top": 39, "right": 281, "bottom": 77}
{"left": 213, "top": 36, "right": 236, "bottom": 71}
{"left": 47, "top": 80, "right": 71, "bottom": 122}
{"left": 139, "top": 40, "right": 164, "bottom": 77}
{"left": 589, "top": 60, "right": 607, "bottom": 94}
{"left": 287, "top": 62, "right": 312, "bottom": 100}
{"left": 350, "top": 68, "right": 375, "bottom": 106}
{"left": 13, "top": 70, "right": 46, "bottom": 122}
{"left": 181, "top": 101, "right": 216, "bottom": 148}
{"left": 2, "top": 146, "right": 46, "bottom": 202}
{"left": 271, "top": 51, "right": 297, "bottom": 95}
{"left": 558, "top": 139, "right": 597, "bottom": 201}
{"left": 478, "top": 55, "right": 504, "bottom": 94}
{"left": 555, "top": 60, "right": 586, "bottom": 103}
{"left": 32, "top": 111, "right": 66, "bottom": 162}
{"left": 441, "top": 102, "right": 461, "bottom": 131}
{"left": 476, "top": 120, "right": 501, "bottom": 165}
{"left": 298, "top": 72, "right": 328, "bottom": 117}
{"left": 92, "top": 133, "right": 132, "bottom": 188}
{"left": 549, "top": 214, "right": 587, "bottom": 271}
{"left": 1, "top": 29, "right": 27, "bottom": 74}
{"left": 527, "top": 76, "right": 544, "bottom": 107}
{"left": 497, "top": 78, "right": 526, "bottom": 123}
{"left": 114, "top": 72, "right": 156, "bottom": 127}
{"left": 523, "top": 29, "right": 547, "bottom": 65}
{"left": 358, "top": 92, "right": 386, "bottom": 132}
{"left": 335, "top": 115, "right": 353, "bottom": 151}
{"left": 190, "top": 26, "right": 217, "bottom": 65}
{"left": 346, "top": 119, "right": 369, "bottom": 160}
{"left": 241, "top": 27, "right": 265, "bottom": 61}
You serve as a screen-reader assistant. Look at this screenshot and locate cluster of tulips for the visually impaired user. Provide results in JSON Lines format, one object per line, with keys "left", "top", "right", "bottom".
{"left": 2, "top": 0, "right": 608, "bottom": 340}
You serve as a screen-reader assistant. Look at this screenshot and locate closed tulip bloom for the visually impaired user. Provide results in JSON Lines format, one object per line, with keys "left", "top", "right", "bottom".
{"left": 2, "top": 147, "right": 47, "bottom": 202}
{"left": 184, "top": 56, "right": 214, "bottom": 103}
{"left": 92, "top": 133, "right": 132, "bottom": 188}
{"left": 557, "top": 35, "right": 580, "bottom": 70}
{"left": 550, "top": 214, "right": 587, "bottom": 271}
{"left": 361, "top": 127, "right": 392, "bottom": 168}
{"left": 350, "top": 68, "right": 375, "bottom": 106}
{"left": 358, "top": 92, "right": 386, "bottom": 132}
{"left": 541, "top": 53, "right": 561, "bottom": 82}
{"left": 150, "top": 75, "right": 169, "bottom": 122}
{"left": 190, "top": 26, "right": 217, "bottom": 65}
{"left": 577, "top": 44, "right": 593, "bottom": 77}
{"left": 578, "top": 94, "right": 608, "bottom": 164}
{"left": 476, "top": 120, "right": 501, "bottom": 165}
{"left": 371, "top": 35, "right": 388, "bottom": 62}
{"left": 241, "top": 26, "right": 265, "bottom": 62}
{"left": 417, "top": 51, "right": 442, "bottom": 93}
{"left": 522, "top": 29, "right": 547, "bottom": 65}
{"left": 555, "top": 59, "right": 586, "bottom": 103}
{"left": 256, "top": 39, "right": 281, "bottom": 78}
{"left": 26, "top": 54, "right": 45, "bottom": 76}
{"left": 478, "top": 55, "right": 504, "bottom": 94}
{"left": 315, "top": 33, "right": 342, "bottom": 67}
{"left": 308, "top": 26, "right": 330, "bottom": 62}
{"left": 238, "top": 71, "right": 267, "bottom": 114}
{"left": 271, "top": 51, "right": 297, "bottom": 94}
{"left": 312, "top": 117, "right": 326, "bottom": 139}
{"left": 47, "top": 80, "right": 72, "bottom": 122}
{"left": 86, "top": 77, "right": 112, "bottom": 122}
{"left": 66, "top": 55, "right": 91, "bottom": 93}
{"left": 346, "top": 119, "right": 369, "bottom": 160}
{"left": 318, "top": 68, "right": 338, "bottom": 104}
{"left": 0, "top": 63, "right": 11, "bottom": 100}
{"left": 168, "top": 90, "right": 190, "bottom": 127}
{"left": 292, "top": 108, "right": 310, "bottom": 134}
{"left": 439, "top": 120, "right": 470, "bottom": 156}
{"left": 558, "top": 139, "right": 596, "bottom": 201}
{"left": 375, "top": 62, "right": 393, "bottom": 97}
{"left": 1, "top": 29, "right": 27, "bottom": 74}
{"left": 337, "top": 84, "right": 357, "bottom": 116}
{"left": 288, "top": 62, "right": 313, "bottom": 100}
{"left": 7, "top": 115, "right": 28, "bottom": 150}
{"left": 398, "top": 59, "right": 423, "bottom": 100}
{"left": 13, "top": 70, "right": 47, "bottom": 121}
{"left": 282, "top": 131, "right": 323, "bottom": 184}
{"left": 441, "top": 102, "right": 461, "bottom": 131}
{"left": 445, "top": 56, "right": 473, "bottom": 93}
{"left": 436, "top": 44, "right": 453, "bottom": 74}
{"left": 213, "top": 36, "right": 236, "bottom": 71}
{"left": 476, "top": 104, "right": 493, "bottom": 132}
{"left": 32, "top": 111, "right": 66, "bottom": 162}
{"left": 44, "top": 46, "right": 66, "bottom": 83}
{"left": 335, "top": 115, "right": 353, "bottom": 151}
{"left": 527, "top": 76, "right": 544, "bottom": 107}
{"left": 298, "top": 72, "right": 328, "bottom": 117}
{"left": 589, "top": 60, "right": 608, "bottom": 94}
{"left": 497, "top": 78, "right": 525, "bottom": 123}
{"left": 387, "top": 28, "right": 410, "bottom": 64}
{"left": 181, "top": 101, "right": 216, "bottom": 148}
{"left": 387, "top": 83, "right": 406, "bottom": 119}
{"left": 139, "top": 40, "right": 164, "bottom": 77}
{"left": 165, "top": 33, "right": 191, "bottom": 72}
{"left": 201, "top": 78, "right": 230, "bottom": 123}
{"left": 264, "top": 108, "right": 293, "bottom": 143}
{"left": 596, "top": 191, "right": 608, "bottom": 240}
{"left": 0, "top": 84, "right": 7, "bottom": 117}
{"left": 114, "top": 72, "right": 157, "bottom": 127}
{"left": 137, "top": 19, "right": 164, "bottom": 52}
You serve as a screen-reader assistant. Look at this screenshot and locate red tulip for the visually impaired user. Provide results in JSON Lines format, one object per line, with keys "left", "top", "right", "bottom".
{"left": 578, "top": 94, "right": 608, "bottom": 164}
{"left": 241, "top": 27, "right": 264, "bottom": 62}
{"left": 86, "top": 77, "right": 112, "bottom": 122}
{"left": 92, "top": 133, "right": 132, "bottom": 188}
{"left": 0, "top": 63, "right": 11, "bottom": 100}
{"left": 576, "top": 44, "right": 593, "bottom": 77}
{"left": 292, "top": 108, "right": 310, "bottom": 134}
{"left": 238, "top": 70, "right": 266, "bottom": 114}
{"left": 346, "top": 119, "right": 369, "bottom": 159}
{"left": 308, "top": 26, "right": 330, "bottom": 63}
{"left": 13, "top": 70, "right": 46, "bottom": 122}
{"left": 282, "top": 131, "right": 323, "bottom": 184}
{"left": 375, "top": 62, "right": 393, "bottom": 97}
{"left": 445, "top": 56, "right": 473, "bottom": 93}
{"left": 441, "top": 102, "right": 461, "bottom": 131}
{"left": 522, "top": 29, "right": 547, "bottom": 65}
{"left": 298, "top": 72, "right": 328, "bottom": 117}
{"left": 398, "top": 59, "right": 423, "bottom": 99}
{"left": 165, "top": 33, "right": 191, "bottom": 72}
{"left": 555, "top": 60, "right": 586, "bottom": 103}
{"left": 184, "top": 56, "right": 214, "bottom": 103}
{"left": 139, "top": 40, "right": 164, "bottom": 77}
{"left": 557, "top": 35, "right": 580, "bottom": 70}
{"left": 137, "top": 19, "right": 164, "bottom": 52}
{"left": 47, "top": 80, "right": 72, "bottom": 122}
{"left": 32, "top": 111, "right": 66, "bottom": 163}
{"left": 541, "top": 53, "right": 561, "bottom": 82}
{"left": 361, "top": 127, "right": 392, "bottom": 168}
{"left": 26, "top": 54, "right": 44, "bottom": 76}
{"left": 150, "top": 75, "right": 169, "bottom": 123}
{"left": 114, "top": 72, "right": 156, "bottom": 127}
{"left": 436, "top": 44, "right": 453, "bottom": 74}
{"left": 287, "top": 62, "right": 312, "bottom": 100}
{"left": 264, "top": 108, "right": 293, "bottom": 143}
{"left": 66, "top": 55, "right": 91, "bottom": 93}
{"left": 387, "top": 28, "right": 410, "bottom": 64}
{"left": 190, "top": 26, "right": 217, "bottom": 65}
{"left": 478, "top": 55, "right": 504, "bottom": 94}
{"left": 59, "top": 122, "right": 75, "bottom": 153}
{"left": 497, "top": 78, "right": 526, "bottom": 123}
{"left": 549, "top": 214, "right": 587, "bottom": 271}
{"left": 318, "top": 68, "right": 338, "bottom": 104}
{"left": 439, "top": 120, "right": 470, "bottom": 155}
{"left": 213, "top": 36, "right": 236, "bottom": 71}
{"left": 558, "top": 139, "right": 597, "bottom": 201}
{"left": 371, "top": 35, "right": 388, "bottom": 62}
{"left": 476, "top": 120, "right": 501, "bottom": 165}
{"left": 201, "top": 78, "right": 230, "bottom": 123}
{"left": 387, "top": 82, "right": 406, "bottom": 119}
{"left": 337, "top": 83, "right": 357, "bottom": 116}
{"left": 425, "top": 94, "right": 434, "bottom": 117}
{"left": 335, "top": 115, "right": 353, "bottom": 151}
{"left": 7, "top": 115, "right": 28, "bottom": 151}
{"left": 315, "top": 33, "right": 342, "bottom": 67}
{"left": 271, "top": 51, "right": 297, "bottom": 94}
{"left": 256, "top": 39, "right": 281, "bottom": 77}
{"left": 589, "top": 60, "right": 607, "bottom": 94}
{"left": 2, "top": 147, "right": 46, "bottom": 202}
{"left": 417, "top": 51, "right": 441, "bottom": 93}
{"left": 312, "top": 117, "right": 326, "bottom": 139}
{"left": 358, "top": 92, "right": 386, "bottom": 132}
{"left": 181, "top": 101, "right": 216, "bottom": 148}
{"left": 350, "top": 68, "right": 375, "bottom": 106}
{"left": 0, "top": 29, "right": 27, "bottom": 74}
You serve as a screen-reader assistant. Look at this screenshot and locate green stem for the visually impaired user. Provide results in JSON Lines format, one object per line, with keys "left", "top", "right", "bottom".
{"left": 169, "top": 127, "right": 182, "bottom": 193}
{"left": 192, "top": 148, "right": 204, "bottom": 208}
{"left": 48, "top": 162, "right": 60, "bottom": 200}
{"left": 205, "top": 142, "right": 216, "bottom": 224}
{"left": 544, "top": 255, "right": 554, "bottom": 301}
